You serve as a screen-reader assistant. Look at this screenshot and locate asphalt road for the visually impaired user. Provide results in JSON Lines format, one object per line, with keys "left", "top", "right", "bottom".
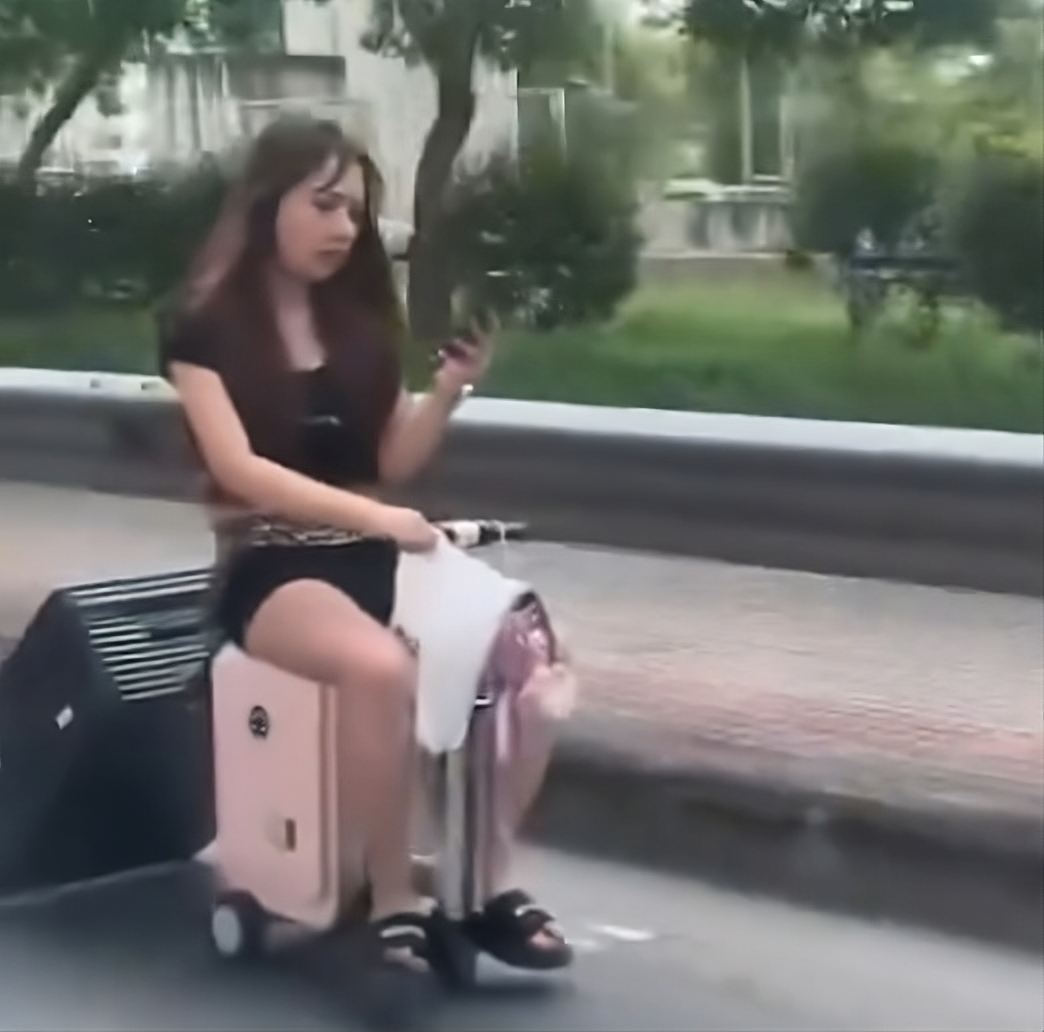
{"left": 1, "top": 848, "right": 1040, "bottom": 1032}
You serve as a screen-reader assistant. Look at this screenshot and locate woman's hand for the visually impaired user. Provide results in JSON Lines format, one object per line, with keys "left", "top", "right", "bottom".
{"left": 376, "top": 316, "right": 498, "bottom": 486}
{"left": 367, "top": 504, "right": 440, "bottom": 553}
{"left": 432, "top": 316, "right": 496, "bottom": 401}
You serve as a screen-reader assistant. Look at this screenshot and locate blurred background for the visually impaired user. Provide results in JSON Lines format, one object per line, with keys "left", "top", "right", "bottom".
{"left": 0, "top": 3, "right": 1042, "bottom": 1031}
{"left": 0, "top": 0, "right": 1040, "bottom": 430}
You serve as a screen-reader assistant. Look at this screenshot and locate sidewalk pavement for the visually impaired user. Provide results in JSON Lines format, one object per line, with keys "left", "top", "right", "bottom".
{"left": 2, "top": 480, "right": 1042, "bottom": 949}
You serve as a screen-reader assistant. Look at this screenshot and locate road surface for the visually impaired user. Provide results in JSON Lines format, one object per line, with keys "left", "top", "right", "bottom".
{"left": 0, "top": 848, "right": 1040, "bottom": 1032}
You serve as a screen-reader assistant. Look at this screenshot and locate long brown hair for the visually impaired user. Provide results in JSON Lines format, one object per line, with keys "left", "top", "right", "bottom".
{"left": 168, "top": 115, "right": 404, "bottom": 471}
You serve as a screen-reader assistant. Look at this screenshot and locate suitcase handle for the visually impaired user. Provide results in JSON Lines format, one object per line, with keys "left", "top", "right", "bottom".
{"left": 434, "top": 519, "right": 527, "bottom": 549}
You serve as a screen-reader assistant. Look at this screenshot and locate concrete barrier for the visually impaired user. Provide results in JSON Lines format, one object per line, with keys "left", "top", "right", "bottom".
{"left": 2, "top": 368, "right": 1042, "bottom": 595}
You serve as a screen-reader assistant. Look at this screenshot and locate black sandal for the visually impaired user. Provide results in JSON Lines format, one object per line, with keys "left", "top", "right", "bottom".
{"left": 463, "top": 889, "right": 574, "bottom": 971}
{"left": 287, "top": 912, "right": 437, "bottom": 1030}
{"left": 367, "top": 911, "right": 435, "bottom": 974}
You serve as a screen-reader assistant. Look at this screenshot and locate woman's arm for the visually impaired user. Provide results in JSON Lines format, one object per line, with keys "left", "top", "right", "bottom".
{"left": 378, "top": 326, "right": 494, "bottom": 486}
{"left": 173, "top": 361, "right": 392, "bottom": 533}
{"left": 377, "top": 384, "right": 461, "bottom": 486}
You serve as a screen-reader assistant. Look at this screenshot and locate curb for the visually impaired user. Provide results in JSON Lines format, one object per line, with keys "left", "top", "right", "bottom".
{"left": 2, "top": 636, "right": 1040, "bottom": 953}
{"left": 530, "top": 712, "right": 1044, "bottom": 955}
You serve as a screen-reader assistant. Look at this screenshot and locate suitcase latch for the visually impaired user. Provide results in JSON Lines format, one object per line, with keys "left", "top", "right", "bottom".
{"left": 265, "top": 815, "right": 297, "bottom": 852}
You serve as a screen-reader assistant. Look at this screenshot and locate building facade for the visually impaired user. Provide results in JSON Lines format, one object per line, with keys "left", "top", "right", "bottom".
{"left": 282, "top": 0, "right": 518, "bottom": 223}
{"left": 0, "top": 0, "right": 519, "bottom": 226}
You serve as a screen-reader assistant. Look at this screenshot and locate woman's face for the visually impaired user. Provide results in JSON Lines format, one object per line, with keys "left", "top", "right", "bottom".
{"left": 273, "top": 156, "right": 367, "bottom": 282}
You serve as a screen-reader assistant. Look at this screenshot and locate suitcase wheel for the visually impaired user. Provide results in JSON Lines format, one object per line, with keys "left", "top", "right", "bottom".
{"left": 210, "top": 891, "right": 267, "bottom": 962}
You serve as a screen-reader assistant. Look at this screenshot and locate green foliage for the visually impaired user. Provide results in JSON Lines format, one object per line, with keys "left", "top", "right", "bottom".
{"left": 946, "top": 154, "right": 1043, "bottom": 333}
{"left": 362, "top": 0, "right": 601, "bottom": 75}
{"left": 443, "top": 148, "right": 641, "bottom": 330}
{"left": 4, "top": 279, "right": 1039, "bottom": 433}
{"left": 0, "top": 0, "right": 186, "bottom": 94}
{"left": 683, "top": 0, "right": 805, "bottom": 59}
{"left": 0, "top": 161, "right": 225, "bottom": 315}
{"left": 940, "top": 19, "right": 1044, "bottom": 162}
{"left": 683, "top": 0, "right": 999, "bottom": 58}
{"left": 785, "top": 8, "right": 1043, "bottom": 335}
{"left": 0, "top": 0, "right": 288, "bottom": 80}
{"left": 478, "top": 278, "right": 1044, "bottom": 433}
{"left": 824, "top": 23, "right": 1044, "bottom": 164}
{"left": 182, "top": 0, "right": 289, "bottom": 52}
{"left": 361, "top": 0, "right": 606, "bottom": 341}
{"left": 791, "top": 141, "right": 939, "bottom": 255}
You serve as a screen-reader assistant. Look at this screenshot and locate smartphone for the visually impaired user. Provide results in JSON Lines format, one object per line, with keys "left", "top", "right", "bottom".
{"left": 433, "top": 281, "right": 495, "bottom": 368}
{"left": 436, "top": 339, "right": 472, "bottom": 366}
{"left": 450, "top": 280, "right": 495, "bottom": 338}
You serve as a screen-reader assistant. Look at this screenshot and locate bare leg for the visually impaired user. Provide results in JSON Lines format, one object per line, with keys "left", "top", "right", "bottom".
{"left": 488, "top": 692, "right": 557, "bottom": 899}
{"left": 243, "top": 579, "right": 429, "bottom": 952}
{"left": 408, "top": 751, "right": 439, "bottom": 899}
{"left": 473, "top": 682, "right": 566, "bottom": 957}
{"left": 451, "top": 687, "right": 570, "bottom": 966}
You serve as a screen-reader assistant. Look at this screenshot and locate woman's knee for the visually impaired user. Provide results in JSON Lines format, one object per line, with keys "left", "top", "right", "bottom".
{"left": 331, "top": 629, "right": 416, "bottom": 705}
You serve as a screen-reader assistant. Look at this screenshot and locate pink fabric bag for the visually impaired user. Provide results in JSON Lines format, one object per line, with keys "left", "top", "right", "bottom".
{"left": 426, "top": 593, "right": 578, "bottom": 917}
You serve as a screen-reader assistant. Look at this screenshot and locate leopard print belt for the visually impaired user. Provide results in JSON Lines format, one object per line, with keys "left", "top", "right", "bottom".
{"left": 239, "top": 515, "right": 369, "bottom": 549}
{"left": 209, "top": 514, "right": 374, "bottom": 572}
{"left": 204, "top": 514, "right": 392, "bottom": 642}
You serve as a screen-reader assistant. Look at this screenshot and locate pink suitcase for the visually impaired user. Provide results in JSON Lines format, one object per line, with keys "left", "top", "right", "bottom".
{"left": 203, "top": 536, "right": 575, "bottom": 988}
{"left": 207, "top": 646, "right": 346, "bottom": 954}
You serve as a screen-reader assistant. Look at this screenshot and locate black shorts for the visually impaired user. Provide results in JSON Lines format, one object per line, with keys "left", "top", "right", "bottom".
{"left": 214, "top": 538, "right": 398, "bottom": 647}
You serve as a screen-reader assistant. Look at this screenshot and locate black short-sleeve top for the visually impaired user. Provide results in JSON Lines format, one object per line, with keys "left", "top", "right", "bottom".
{"left": 159, "top": 312, "right": 383, "bottom": 488}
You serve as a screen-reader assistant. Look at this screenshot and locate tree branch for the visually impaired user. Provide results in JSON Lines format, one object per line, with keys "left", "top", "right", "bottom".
{"left": 15, "top": 33, "right": 125, "bottom": 184}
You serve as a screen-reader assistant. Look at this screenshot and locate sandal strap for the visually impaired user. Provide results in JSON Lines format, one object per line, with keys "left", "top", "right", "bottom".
{"left": 371, "top": 912, "right": 432, "bottom": 961}
{"left": 464, "top": 889, "right": 574, "bottom": 971}
{"left": 484, "top": 890, "right": 560, "bottom": 939}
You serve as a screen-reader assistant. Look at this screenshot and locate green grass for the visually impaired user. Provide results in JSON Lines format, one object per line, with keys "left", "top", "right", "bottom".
{"left": 0, "top": 306, "right": 159, "bottom": 375}
{"left": 486, "top": 277, "right": 1044, "bottom": 433}
{"left": 1, "top": 275, "right": 1041, "bottom": 433}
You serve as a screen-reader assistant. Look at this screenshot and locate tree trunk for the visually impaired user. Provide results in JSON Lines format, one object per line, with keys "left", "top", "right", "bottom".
{"left": 407, "top": 60, "right": 477, "bottom": 349}
{"left": 16, "top": 40, "right": 123, "bottom": 185}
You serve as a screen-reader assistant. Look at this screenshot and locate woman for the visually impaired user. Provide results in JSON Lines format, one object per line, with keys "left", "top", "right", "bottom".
{"left": 159, "top": 116, "right": 571, "bottom": 980}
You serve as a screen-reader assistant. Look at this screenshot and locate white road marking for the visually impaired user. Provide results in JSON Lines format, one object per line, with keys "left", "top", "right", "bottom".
{"left": 568, "top": 936, "right": 607, "bottom": 954}
{"left": 587, "top": 923, "right": 657, "bottom": 944}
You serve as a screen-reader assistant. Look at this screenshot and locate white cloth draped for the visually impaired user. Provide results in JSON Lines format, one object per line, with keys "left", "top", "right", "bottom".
{"left": 392, "top": 535, "right": 530, "bottom": 754}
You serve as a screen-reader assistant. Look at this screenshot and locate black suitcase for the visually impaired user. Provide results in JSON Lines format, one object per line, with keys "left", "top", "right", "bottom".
{"left": 0, "top": 568, "right": 216, "bottom": 895}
